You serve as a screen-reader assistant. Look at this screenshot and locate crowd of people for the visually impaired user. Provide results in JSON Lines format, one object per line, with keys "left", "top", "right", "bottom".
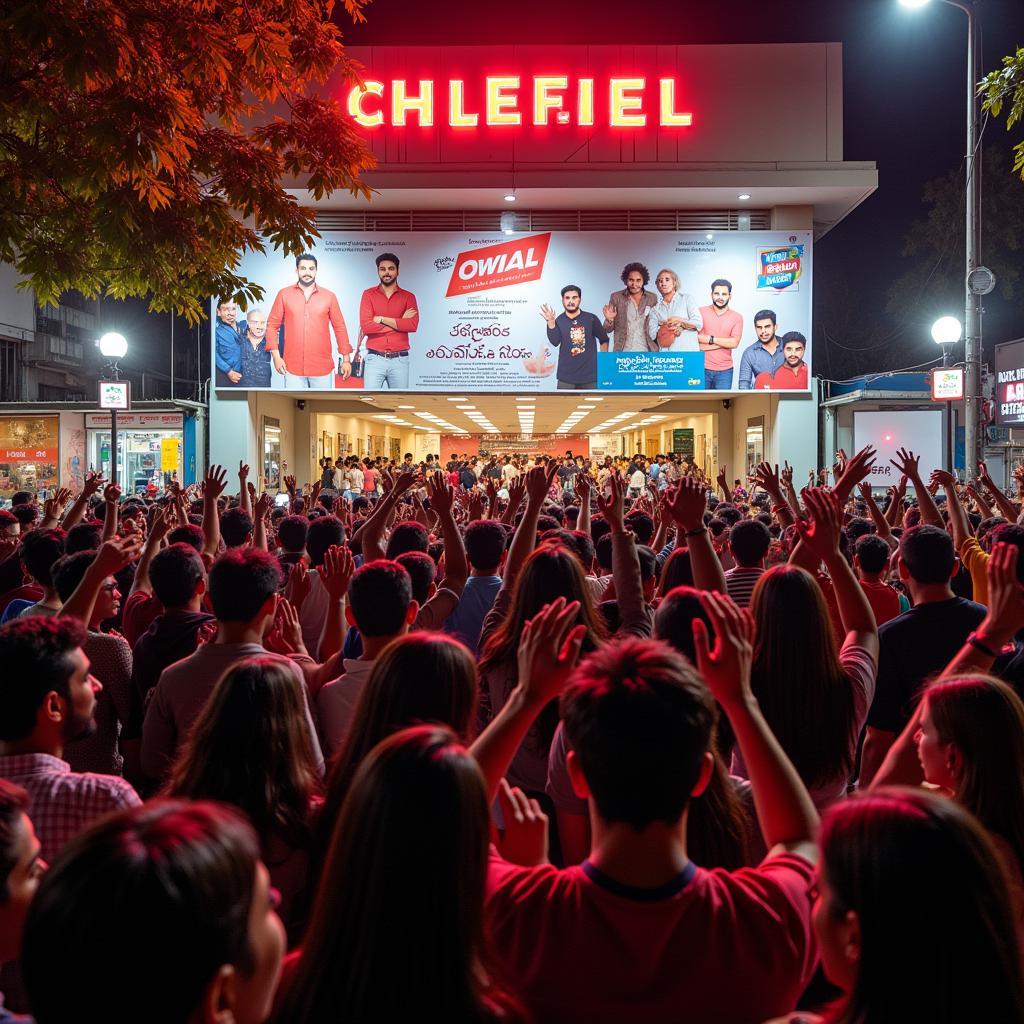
{"left": 2, "top": 444, "right": 1024, "bottom": 1022}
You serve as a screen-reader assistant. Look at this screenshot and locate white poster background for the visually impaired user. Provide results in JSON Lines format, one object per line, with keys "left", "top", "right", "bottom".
{"left": 216, "top": 229, "right": 812, "bottom": 394}
{"left": 853, "top": 410, "right": 944, "bottom": 491}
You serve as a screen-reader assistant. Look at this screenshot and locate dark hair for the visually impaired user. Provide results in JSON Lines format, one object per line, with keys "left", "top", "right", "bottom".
{"left": 11, "top": 491, "right": 33, "bottom": 506}
{"left": 728, "top": 520, "right": 771, "bottom": 566}
{"left": 990, "top": 524, "right": 1024, "bottom": 582}
{"left": 11, "top": 504, "right": 37, "bottom": 529}
{"left": 52, "top": 550, "right": 98, "bottom": 602}
{"left": 0, "top": 509, "right": 16, "bottom": 531}
{"left": 636, "top": 544, "right": 657, "bottom": 583}
{"left": 899, "top": 524, "right": 955, "bottom": 584}
{"left": 306, "top": 515, "right": 345, "bottom": 568}
{"left": 219, "top": 507, "right": 254, "bottom": 548}
{"left": 464, "top": 520, "right": 506, "bottom": 574}
{"left": 280, "top": 727, "right": 520, "bottom": 1023}
{"left": 620, "top": 262, "right": 650, "bottom": 287}
{"left": 296, "top": 252, "right": 318, "bottom": 267}
{"left": 715, "top": 504, "right": 743, "bottom": 527}
{"left": 19, "top": 528, "right": 65, "bottom": 587}
{"left": 22, "top": 801, "right": 268, "bottom": 1024}
{"left": 781, "top": 330, "right": 806, "bottom": 347}
{"left": 395, "top": 551, "right": 436, "bottom": 604}
{"left": 844, "top": 517, "right": 874, "bottom": 544}
{"left": 625, "top": 510, "right": 654, "bottom": 545}
{"left": 0, "top": 617, "right": 87, "bottom": 742}
{"left": 386, "top": 520, "right": 429, "bottom": 559}
{"left": 821, "top": 790, "right": 1024, "bottom": 1024}
{"left": 750, "top": 566, "right": 856, "bottom": 788}
{"left": 0, "top": 779, "right": 29, "bottom": 902}
{"left": 150, "top": 543, "right": 206, "bottom": 608}
{"left": 710, "top": 278, "right": 732, "bottom": 292}
{"left": 64, "top": 521, "right": 103, "bottom": 554}
{"left": 167, "top": 523, "right": 204, "bottom": 551}
{"left": 315, "top": 633, "right": 478, "bottom": 868}
{"left": 562, "top": 638, "right": 715, "bottom": 830}
{"left": 348, "top": 560, "right": 413, "bottom": 638}
{"left": 855, "top": 534, "right": 891, "bottom": 575}
{"left": 656, "top": 547, "right": 694, "bottom": 597}
{"left": 561, "top": 284, "right": 582, "bottom": 298}
{"left": 375, "top": 252, "right": 400, "bottom": 268}
{"left": 753, "top": 309, "right": 777, "bottom": 325}
{"left": 594, "top": 533, "right": 614, "bottom": 573}
{"left": 276, "top": 515, "right": 309, "bottom": 554}
{"left": 207, "top": 548, "right": 282, "bottom": 623}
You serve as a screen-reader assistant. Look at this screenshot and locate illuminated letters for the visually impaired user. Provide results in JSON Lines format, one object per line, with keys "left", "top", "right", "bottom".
{"left": 486, "top": 76, "right": 521, "bottom": 125}
{"left": 347, "top": 80, "right": 385, "bottom": 127}
{"left": 391, "top": 79, "right": 434, "bottom": 126}
{"left": 449, "top": 80, "right": 478, "bottom": 127}
{"left": 533, "top": 76, "right": 568, "bottom": 125}
{"left": 577, "top": 78, "right": 594, "bottom": 126}
{"left": 659, "top": 78, "right": 693, "bottom": 126}
{"left": 609, "top": 78, "right": 646, "bottom": 127}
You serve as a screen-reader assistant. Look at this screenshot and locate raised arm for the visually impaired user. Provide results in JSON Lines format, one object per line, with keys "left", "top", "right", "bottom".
{"left": 237, "top": 461, "right": 252, "bottom": 517}
{"left": 60, "top": 472, "right": 104, "bottom": 531}
{"left": 857, "top": 483, "right": 897, "bottom": 552}
{"left": 102, "top": 482, "right": 121, "bottom": 542}
{"left": 39, "top": 489, "right": 72, "bottom": 531}
{"left": 252, "top": 492, "right": 273, "bottom": 552}
{"left": 502, "top": 463, "right": 558, "bottom": 590}
{"left": 715, "top": 466, "right": 733, "bottom": 504}
{"left": 931, "top": 470, "right": 972, "bottom": 551}
{"left": 754, "top": 462, "right": 795, "bottom": 530}
{"left": 128, "top": 507, "right": 174, "bottom": 599}
{"left": 977, "top": 461, "right": 1018, "bottom": 523}
{"left": 201, "top": 465, "right": 229, "bottom": 562}
{"left": 60, "top": 535, "right": 143, "bottom": 624}
{"left": 359, "top": 468, "right": 417, "bottom": 563}
{"left": 663, "top": 477, "right": 726, "bottom": 595}
{"left": 426, "top": 472, "right": 467, "bottom": 595}
{"left": 315, "top": 545, "right": 355, "bottom": 669}
{"left": 890, "top": 448, "right": 941, "bottom": 527}
{"left": 573, "top": 472, "right": 592, "bottom": 539}
{"left": 599, "top": 472, "right": 651, "bottom": 638}
{"left": 694, "top": 593, "right": 818, "bottom": 861}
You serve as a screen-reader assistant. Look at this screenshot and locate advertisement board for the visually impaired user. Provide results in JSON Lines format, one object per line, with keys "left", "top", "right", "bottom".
{"left": 0, "top": 415, "right": 59, "bottom": 500}
{"left": 440, "top": 433, "right": 590, "bottom": 459}
{"left": 213, "top": 230, "right": 811, "bottom": 395}
{"left": 995, "top": 338, "right": 1024, "bottom": 427}
{"left": 852, "top": 410, "right": 943, "bottom": 491}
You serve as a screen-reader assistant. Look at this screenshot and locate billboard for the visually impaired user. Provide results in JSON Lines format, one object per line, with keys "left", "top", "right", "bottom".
{"left": 213, "top": 230, "right": 812, "bottom": 395}
{"left": 995, "top": 338, "right": 1024, "bottom": 427}
{"left": 852, "top": 410, "right": 943, "bottom": 491}
{"left": 0, "top": 415, "right": 59, "bottom": 500}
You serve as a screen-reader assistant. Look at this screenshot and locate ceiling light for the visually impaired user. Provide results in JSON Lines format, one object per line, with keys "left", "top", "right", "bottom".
{"left": 705, "top": 233, "right": 714, "bottom": 240}
{"left": 737, "top": 193, "right": 751, "bottom": 201}
{"left": 446, "top": 397, "right": 468, "bottom": 402}
{"left": 504, "top": 192, "right": 516, "bottom": 202}
{"left": 398, "top": 404, "right": 415, "bottom": 409}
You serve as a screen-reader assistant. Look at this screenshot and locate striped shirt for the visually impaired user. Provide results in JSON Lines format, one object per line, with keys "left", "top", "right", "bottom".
{"left": 725, "top": 566, "right": 766, "bottom": 609}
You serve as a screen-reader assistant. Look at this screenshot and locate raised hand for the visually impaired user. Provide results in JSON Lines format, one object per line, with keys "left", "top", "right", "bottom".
{"left": 539, "top": 303, "right": 557, "bottom": 327}
{"left": 781, "top": 461, "right": 795, "bottom": 490}
{"left": 82, "top": 471, "right": 105, "bottom": 497}
{"left": 103, "top": 482, "right": 122, "bottom": 505}
{"left": 93, "top": 534, "right": 144, "bottom": 576}
{"left": 515, "top": 597, "right": 586, "bottom": 708}
{"left": 283, "top": 474, "right": 297, "bottom": 496}
{"left": 602, "top": 302, "right": 617, "bottom": 322}
{"left": 663, "top": 477, "right": 707, "bottom": 532}
{"left": 982, "top": 542, "right": 1024, "bottom": 642}
{"left": 467, "top": 490, "right": 486, "bottom": 521}
{"left": 524, "top": 464, "right": 552, "bottom": 506}
{"left": 238, "top": 461, "right": 249, "bottom": 483}
{"left": 716, "top": 466, "right": 728, "bottom": 491}
{"left": 833, "top": 445, "right": 877, "bottom": 497}
{"left": 692, "top": 591, "right": 755, "bottom": 708}
{"left": 254, "top": 491, "right": 273, "bottom": 521}
{"left": 796, "top": 487, "right": 842, "bottom": 561}
{"left": 753, "top": 462, "right": 782, "bottom": 499}
{"left": 930, "top": 469, "right": 957, "bottom": 491}
{"left": 506, "top": 474, "right": 527, "bottom": 515}
{"left": 596, "top": 470, "right": 626, "bottom": 533}
{"left": 267, "top": 597, "right": 305, "bottom": 656}
{"left": 573, "top": 471, "right": 592, "bottom": 504}
{"left": 496, "top": 779, "right": 549, "bottom": 867}
{"left": 284, "top": 562, "right": 311, "bottom": 610}
{"left": 426, "top": 471, "right": 455, "bottom": 518}
{"left": 889, "top": 447, "right": 920, "bottom": 480}
{"left": 203, "top": 465, "right": 229, "bottom": 501}
{"left": 319, "top": 544, "right": 355, "bottom": 603}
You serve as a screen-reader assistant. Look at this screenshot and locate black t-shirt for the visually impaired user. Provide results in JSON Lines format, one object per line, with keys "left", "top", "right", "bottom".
{"left": 867, "top": 596, "right": 986, "bottom": 733}
{"left": 484, "top": 463, "right": 502, "bottom": 480}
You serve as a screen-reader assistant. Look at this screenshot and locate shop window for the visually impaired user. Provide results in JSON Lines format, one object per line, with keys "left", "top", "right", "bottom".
{"left": 745, "top": 418, "right": 765, "bottom": 481}
{"left": 263, "top": 418, "right": 281, "bottom": 491}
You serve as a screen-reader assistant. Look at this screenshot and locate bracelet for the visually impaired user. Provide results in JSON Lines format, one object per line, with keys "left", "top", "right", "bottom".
{"left": 685, "top": 527, "right": 708, "bottom": 537}
{"left": 967, "top": 632, "right": 1000, "bottom": 658}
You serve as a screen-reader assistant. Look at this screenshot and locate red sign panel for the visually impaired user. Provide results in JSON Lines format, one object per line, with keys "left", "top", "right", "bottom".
{"left": 445, "top": 233, "right": 550, "bottom": 297}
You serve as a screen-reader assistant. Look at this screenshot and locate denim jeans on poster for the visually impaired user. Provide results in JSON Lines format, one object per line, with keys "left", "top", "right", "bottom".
{"left": 704, "top": 369, "right": 734, "bottom": 390}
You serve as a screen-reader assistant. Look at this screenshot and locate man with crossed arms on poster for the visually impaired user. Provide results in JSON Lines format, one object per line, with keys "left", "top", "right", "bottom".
{"left": 358, "top": 252, "right": 420, "bottom": 390}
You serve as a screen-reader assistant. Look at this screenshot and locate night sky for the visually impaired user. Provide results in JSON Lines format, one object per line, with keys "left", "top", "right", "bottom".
{"left": 118, "top": 0, "right": 1024, "bottom": 389}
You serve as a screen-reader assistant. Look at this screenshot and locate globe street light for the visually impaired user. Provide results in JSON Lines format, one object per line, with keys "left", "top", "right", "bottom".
{"left": 97, "top": 332, "right": 128, "bottom": 485}
{"left": 98, "top": 332, "right": 128, "bottom": 360}
{"left": 932, "top": 315, "right": 962, "bottom": 471}
{"left": 900, "top": 0, "right": 984, "bottom": 478}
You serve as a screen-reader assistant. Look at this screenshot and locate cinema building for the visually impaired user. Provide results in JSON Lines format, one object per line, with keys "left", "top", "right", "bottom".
{"left": 208, "top": 43, "right": 877, "bottom": 485}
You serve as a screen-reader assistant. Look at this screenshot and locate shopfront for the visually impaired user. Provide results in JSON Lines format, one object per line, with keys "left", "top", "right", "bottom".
{"left": 0, "top": 413, "right": 59, "bottom": 501}
{"left": 85, "top": 412, "right": 187, "bottom": 493}
{"left": 208, "top": 42, "right": 876, "bottom": 481}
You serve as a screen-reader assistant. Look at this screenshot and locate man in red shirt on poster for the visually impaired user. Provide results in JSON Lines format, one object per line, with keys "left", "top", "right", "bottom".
{"left": 265, "top": 253, "right": 352, "bottom": 390}
{"left": 754, "top": 331, "right": 809, "bottom": 390}
{"left": 358, "top": 252, "right": 420, "bottom": 390}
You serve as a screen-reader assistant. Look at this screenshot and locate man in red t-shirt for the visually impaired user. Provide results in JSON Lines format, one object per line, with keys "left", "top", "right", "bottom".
{"left": 474, "top": 589, "right": 819, "bottom": 1024}
{"left": 853, "top": 534, "right": 901, "bottom": 627}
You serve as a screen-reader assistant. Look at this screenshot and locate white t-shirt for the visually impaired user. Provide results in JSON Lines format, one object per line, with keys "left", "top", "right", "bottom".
{"left": 629, "top": 469, "right": 646, "bottom": 491}
{"left": 350, "top": 467, "right": 364, "bottom": 492}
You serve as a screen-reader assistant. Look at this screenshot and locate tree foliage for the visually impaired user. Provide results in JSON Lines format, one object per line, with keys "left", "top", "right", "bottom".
{"left": 0, "top": 0, "right": 376, "bottom": 322}
{"left": 981, "top": 46, "right": 1024, "bottom": 182}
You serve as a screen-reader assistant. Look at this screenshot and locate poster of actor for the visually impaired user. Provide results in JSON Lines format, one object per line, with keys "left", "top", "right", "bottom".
{"left": 265, "top": 253, "right": 352, "bottom": 390}
{"left": 737, "top": 310, "right": 785, "bottom": 389}
{"left": 601, "top": 262, "right": 657, "bottom": 351}
{"left": 646, "top": 269, "right": 702, "bottom": 352}
{"left": 539, "top": 285, "right": 609, "bottom": 391}
{"left": 754, "top": 332, "right": 808, "bottom": 390}
{"left": 697, "top": 279, "right": 743, "bottom": 390}
{"left": 214, "top": 298, "right": 245, "bottom": 388}
{"left": 357, "top": 252, "right": 420, "bottom": 390}
{"left": 237, "top": 309, "right": 273, "bottom": 388}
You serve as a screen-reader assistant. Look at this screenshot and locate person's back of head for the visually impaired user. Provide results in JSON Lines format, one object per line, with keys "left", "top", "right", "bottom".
{"left": 990, "top": 524, "right": 1024, "bottom": 579}
{"left": 656, "top": 547, "right": 694, "bottom": 598}
{"left": 395, "top": 551, "right": 436, "bottom": 604}
{"left": 0, "top": 616, "right": 87, "bottom": 745}
{"left": 844, "top": 516, "right": 874, "bottom": 544}
{"left": 150, "top": 543, "right": 206, "bottom": 609}
{"left": 51, "top": 550, "right": 98, "bottom": 603}
{"left": 284, "top": 725, "right": 515, "bottom": 1022}
{"left": 715, "top": 504, "right": 742, "bottom": 527}
{"left": 306, "top": 515, "right": 345, "bottom": 569}
{"left": 165, "top": 656, "right": 318, "bottom": 845}
{"left": 636, "top": 544, "right": 657, "bottom": 588}
{"left": 463, "top": 519, "right": 506, "bottom": 575}
{"left": 18, "top": 528, "right": 65, "bottom": 588}
{"left": 854, "top": 534, "right": 891, "bottom": 577}
{"left": 898, "top": 524, "right": 955, "bottom": 586}
{"left": 727, "top": 519, "right": 771, "bottom": 568}
{"left": 64, "top": 521, "right": 103, "bottom": 555}
{"left": 594, "top": 533, "right": 614, "bottom": 574}
{"left": 10, "top": 491, "right": 32, "bottom": 508}
{"left": 347, "top": 560, "right": 414, "bottom": 639}
{"left": 22, "top": 800, "right": 284, "bottom": 1024}
{"left": 624, "top": 511, "right": 654, "bottom": 545}
{"left": 207, "top": 548, "right": 283, "bottom": 624}
{"left": 818, "top": 789, "right": 1024, "bottom": 1024}
{"left": 385, "top": 520, "right": 429, "bottom": 560}
{"left": 561, "top": 637, "right": 715, "bottom": 830}
{"left": 220, "top": 507, "right": 254, "bottom": 549}
{"left": 653, "top": 586, "right": 713, "bottom": 665}
{"left": 168, "top": 522, "right": 204, "bottom": 551}
{"left": 276, "top": 514, "right": 309, "bottom": 555}
{"left": 11, "top": 504, "right": 38, "bottom": 531}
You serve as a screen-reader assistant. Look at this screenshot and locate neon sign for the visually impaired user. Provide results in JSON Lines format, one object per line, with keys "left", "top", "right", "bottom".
{"left": 345, "top": 76, "right": 693, "bottom": 129}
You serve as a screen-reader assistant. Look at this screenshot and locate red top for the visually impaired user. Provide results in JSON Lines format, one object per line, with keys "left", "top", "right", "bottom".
{"left": 266, "top": 283, "right": 351, "bottom": 377}
{"left": 756, "top": 364, "right": 809, "bottom": 390}
{"left": 486, "top": 851, "right": 817, "bottom": 1024}
{"left": 860, "top": 579, "right": 902, "bottom": 627}
{"left": 122, "top": 590, "right": 163, "bottom": 648}
{"left": 359, "top": 285, "right": 420, "bottom": 353}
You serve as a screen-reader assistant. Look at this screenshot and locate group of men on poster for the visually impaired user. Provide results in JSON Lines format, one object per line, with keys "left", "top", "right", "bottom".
{"left": 215, "top": 253, "right": 807, "bottom": 392}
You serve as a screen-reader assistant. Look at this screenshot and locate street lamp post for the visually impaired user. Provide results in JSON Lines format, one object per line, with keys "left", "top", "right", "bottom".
{"left": 932, "top": 316, "right": 963, "bottom": 471}
{"left": 98, "top": 332, "right": 128, "bottom": 485}
{"left": 900, "top": 0, "right": 983, "bottom": 477}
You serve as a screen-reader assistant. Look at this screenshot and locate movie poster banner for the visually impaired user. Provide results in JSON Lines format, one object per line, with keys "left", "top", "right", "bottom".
{"left": 213, "top": 230, "right": 812, "bottom": 394}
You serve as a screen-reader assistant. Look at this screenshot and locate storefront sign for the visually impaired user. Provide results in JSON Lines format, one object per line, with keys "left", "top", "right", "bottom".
{"left": 160, "top": 437, "right": 181, "bottom": 473}
{"left": 98, "top": 381, "right": 131, "bottom": 409}
{"left": 995, "top": 338, "right": 1024, "bottom": 426}
{"left": 0, "top": 415, "right": 59, "bottom": 499}
{"left": 215, "top": 229, "right": 812, "bottom": 395}
{"left": 931, "top": 368, "right": 964, "bottom": 402}
{"left": 440, "top": 434, "right": 589, "bottom": 459}
{"left": 85, "top": 413, "right": 184, "bottom": 429}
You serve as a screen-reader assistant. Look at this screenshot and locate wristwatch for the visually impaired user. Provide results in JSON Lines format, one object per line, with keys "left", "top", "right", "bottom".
{"left": 710, "top": 335, "right": 715, "bottom": 346}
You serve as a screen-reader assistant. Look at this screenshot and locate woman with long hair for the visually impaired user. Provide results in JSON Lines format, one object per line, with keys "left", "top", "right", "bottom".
{"left": 164, "top": 656, "right": 321, "bottom": 941}
{"left": 275, "top": 726, "right": 524, "bottom": 1022}
{"left": 654, "top": 546, "right": 694, "bottom": 601}
{"left": 311, "top": 631, "right": 479, "bottom": 877}
{"left": 743, "top": 489, "right": 878, "bottom": 808}
{"left": 808, "top": 789, "right": 1024, "bottom": 1023}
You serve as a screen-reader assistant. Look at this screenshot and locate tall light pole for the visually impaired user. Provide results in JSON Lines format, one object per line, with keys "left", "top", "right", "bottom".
{"left": 932, "top": 315, "right": 963, "bottom": 471}
{"left": 98, "top": 332, "right": 128, "bottom": 485}
{"left": 899, "top": 0, "right": 991, "bottom": 478}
